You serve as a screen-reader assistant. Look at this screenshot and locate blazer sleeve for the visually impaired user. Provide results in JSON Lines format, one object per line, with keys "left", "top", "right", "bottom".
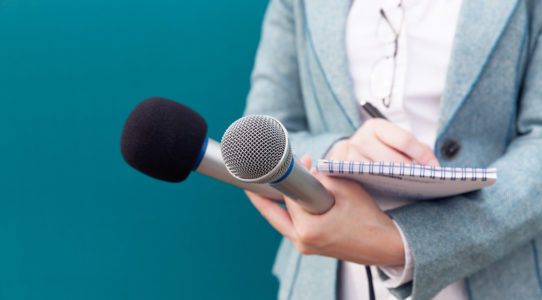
{"left": 387, "top": 29, "right": 542, "bottom": 300}
{"left": 244, "top": 0, "right": 350, "bottom": 161}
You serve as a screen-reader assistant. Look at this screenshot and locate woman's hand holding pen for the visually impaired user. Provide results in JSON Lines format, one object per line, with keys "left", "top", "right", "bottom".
{"left": 327, "top": 118, "right": 439, "bottom": 166}
{"left": 245, "top": 118, "right": 440, "bottom": 266}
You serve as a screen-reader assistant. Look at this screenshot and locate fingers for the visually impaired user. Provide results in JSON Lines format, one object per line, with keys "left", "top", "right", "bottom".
{"left": 354, "top": 119, "right": 439, "bottom": 165}
{"left": 417, "top": 144, "right": 440, "bottom": 166}
{"left": 371, "top": 120, "right": 438, "bottom": 165}
{"left": 245, "top": 191, "right": 295, "bottom": 239}
{"left": 283, "top": 196, "right": 304, "bottom": 223}
{"left": 327, "top": 139, "right": 373, "bottom": 162}
{"left": 283, "top": 195, "right": 324, "bottom": 249}
{"left": 244, "top": 154, "right": 312, "bottom": 241}
{"left": 351, "top": 137, "right": 411, "bottom": 163}
{"left": 300, "top": 154, "right": 312, "bottom": 169}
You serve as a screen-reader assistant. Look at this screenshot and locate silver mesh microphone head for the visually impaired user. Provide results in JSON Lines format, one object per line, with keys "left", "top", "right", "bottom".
{"left": 221, "top": 115, "right": 292, "bottom": 184}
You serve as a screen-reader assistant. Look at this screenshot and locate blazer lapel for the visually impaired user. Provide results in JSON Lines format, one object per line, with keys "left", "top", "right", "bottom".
{"left": 303, "top": 0, "right": 361, "bottom": 130}
{"left": 438, "top": 0, "right": 521, "bottom": 133}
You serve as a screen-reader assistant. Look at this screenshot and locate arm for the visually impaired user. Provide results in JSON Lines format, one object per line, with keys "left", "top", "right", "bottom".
{"left": 387, "top": 29, "right": 542, "bottom": 299}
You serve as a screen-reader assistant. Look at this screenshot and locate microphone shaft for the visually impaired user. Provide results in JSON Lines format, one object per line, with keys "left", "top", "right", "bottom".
{"left": 272, "top": 157, "right": 335, "bottom": 214}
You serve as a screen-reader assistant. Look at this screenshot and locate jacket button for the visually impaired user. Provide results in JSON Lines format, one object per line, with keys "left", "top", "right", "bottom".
{"left": 441, "top": 140, "right": 461, "bottom": 160}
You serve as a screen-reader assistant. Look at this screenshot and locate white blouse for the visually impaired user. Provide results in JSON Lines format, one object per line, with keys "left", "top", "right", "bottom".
{"left": 342, "top": 0, "right": 466, "bottom": 299}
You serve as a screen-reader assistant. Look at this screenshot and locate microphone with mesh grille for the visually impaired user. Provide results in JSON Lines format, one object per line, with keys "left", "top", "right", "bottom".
{"left": 120, "top": 97, "right": 283, "bottom": 200}
{"left": 221, "top": 115, "right": 335, "bottom": 214}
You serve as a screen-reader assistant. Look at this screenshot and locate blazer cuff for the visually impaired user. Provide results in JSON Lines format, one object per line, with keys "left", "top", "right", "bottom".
{"left": 380, "top": 220, "right": 414, "bottom": 288}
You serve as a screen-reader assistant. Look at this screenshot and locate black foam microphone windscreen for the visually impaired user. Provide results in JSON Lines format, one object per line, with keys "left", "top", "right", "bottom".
{"left": 120, "top": 97, "right": 207, "bottom": 182}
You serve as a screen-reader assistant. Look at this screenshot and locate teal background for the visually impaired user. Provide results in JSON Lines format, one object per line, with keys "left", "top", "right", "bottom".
{"left": 0, "top": 0, "right": 281, "bottom": 299}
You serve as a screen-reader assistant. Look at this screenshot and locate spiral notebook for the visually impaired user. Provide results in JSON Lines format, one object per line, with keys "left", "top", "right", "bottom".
{"left": 317, "top": 160, "right": 497, "bottom": 199}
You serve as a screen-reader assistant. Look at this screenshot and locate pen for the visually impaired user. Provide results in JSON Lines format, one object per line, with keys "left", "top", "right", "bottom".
{"left": 359, "top": 100, "right": 388, "bottom": 120}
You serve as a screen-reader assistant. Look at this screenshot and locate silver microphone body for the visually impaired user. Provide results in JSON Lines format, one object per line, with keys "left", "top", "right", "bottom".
{"left": 271, "top": 157, "right": 335, "bottom": 214}
{"left": 195, "top": 138, "right": 284, "bottom": 200}
{"left": 221, "top": 115, "right": 335, "bottom": 214}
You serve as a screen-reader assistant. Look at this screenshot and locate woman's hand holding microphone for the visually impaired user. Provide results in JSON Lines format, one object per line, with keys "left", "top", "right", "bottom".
{"left": 245, "top": 119, "right": 439, "bottom": 266}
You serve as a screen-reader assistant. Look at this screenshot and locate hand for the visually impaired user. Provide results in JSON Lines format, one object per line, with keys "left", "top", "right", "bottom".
{"left": 328, "top": 118, "right": 439, "bottom": 165}
{"left": 246, "top": 155, "right": 404, "bottom": 266}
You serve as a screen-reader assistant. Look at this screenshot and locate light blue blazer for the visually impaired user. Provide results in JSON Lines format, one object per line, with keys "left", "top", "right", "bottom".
{"left": 244, "top": 0, "right": 542, "bottom": 299}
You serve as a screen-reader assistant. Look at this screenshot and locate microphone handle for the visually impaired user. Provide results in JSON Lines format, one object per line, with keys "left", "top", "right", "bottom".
{"left": 195, "top": 139, "right": 284, "bottom": 201}
{"left": 272, "top": 157, "right": 335, "bottom": 214}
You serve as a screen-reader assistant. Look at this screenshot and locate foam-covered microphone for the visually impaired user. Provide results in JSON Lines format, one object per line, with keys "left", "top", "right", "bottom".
{"left": 221, "top": 115, "right": 335, "bottom": 214}
{"left": 120, "top": 97, "right": 283, "bottom": 200}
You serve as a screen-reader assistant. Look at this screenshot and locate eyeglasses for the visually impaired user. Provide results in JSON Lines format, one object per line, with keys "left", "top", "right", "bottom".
{"left": 370, "top": 0, "right": 404, "bottom": 108}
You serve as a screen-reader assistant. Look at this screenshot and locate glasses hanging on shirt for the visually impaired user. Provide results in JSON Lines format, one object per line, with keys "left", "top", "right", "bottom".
{"left": 370, "top": 0, "right": 404, "bottom": 108}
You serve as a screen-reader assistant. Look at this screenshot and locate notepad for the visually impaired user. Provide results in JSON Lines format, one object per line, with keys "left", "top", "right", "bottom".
{"left": 317, "top": 160, "right": 497, "bottom": 199}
